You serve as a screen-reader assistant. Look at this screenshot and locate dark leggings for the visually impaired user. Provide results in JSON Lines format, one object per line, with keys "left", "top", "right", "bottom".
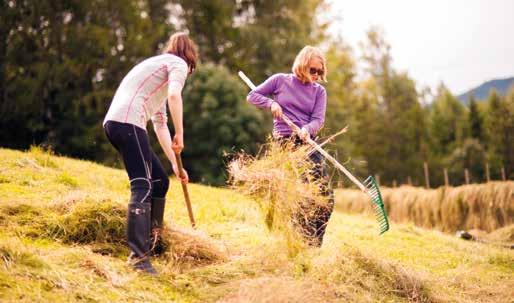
{"left": 277, "top": 135, "right": 335, "bottom": 246}
{"left": 104, "top": 120, "right": 169, "bottom": 202}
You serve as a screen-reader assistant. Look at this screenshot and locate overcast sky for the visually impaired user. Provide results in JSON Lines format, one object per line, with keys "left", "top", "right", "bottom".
{"left": 327, "top": 0, "right": 514, "bottom": 95}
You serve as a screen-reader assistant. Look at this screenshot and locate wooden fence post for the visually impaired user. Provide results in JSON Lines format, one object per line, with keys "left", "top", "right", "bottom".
{"left": 423, "top": 162, "right": 430, "bottom": 189}
{"left": 485, "top": 162, "right": 490, "bottom": 182}
{"left": 501, "top": 166, "right": 506, "bottom": 181}
{"left": 444, "top": 168, "right": 449, "bottom": 187}
{"left": 465, "top": 169, "right": 470, "bottom": 185}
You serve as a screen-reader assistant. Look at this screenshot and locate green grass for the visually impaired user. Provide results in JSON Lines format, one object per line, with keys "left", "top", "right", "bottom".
{"left": 0, "top": 147, "right": 512, "bottom": 302}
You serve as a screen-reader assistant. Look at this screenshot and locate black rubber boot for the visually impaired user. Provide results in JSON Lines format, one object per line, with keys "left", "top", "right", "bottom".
{"left": 127, "top": 252, "right": 157, "bottom": 275}
{"left": 312, "top": 193, "right": 335, "bottom": 247}
{"left": 127, "top": 202, "right": 156, "bottom": 274}
{"left": 293, "top": 199, "right": 321, "bottom": 247}
{"left": 150, "top": 197, "right": 168, "bottom": 256}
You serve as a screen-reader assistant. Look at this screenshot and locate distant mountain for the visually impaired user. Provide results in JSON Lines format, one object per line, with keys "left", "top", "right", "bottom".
{"left": 457, "top": 77, "right": 514, "bottom": 104}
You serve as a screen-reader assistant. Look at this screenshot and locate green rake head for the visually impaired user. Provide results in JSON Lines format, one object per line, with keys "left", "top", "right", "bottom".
{"left": 364, "top": 176, "right": 389, "bottom": 234}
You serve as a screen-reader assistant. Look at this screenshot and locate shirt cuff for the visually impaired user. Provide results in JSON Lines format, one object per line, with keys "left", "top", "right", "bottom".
{"left": 302, "top": 125, "right": 312, "bottom": 135}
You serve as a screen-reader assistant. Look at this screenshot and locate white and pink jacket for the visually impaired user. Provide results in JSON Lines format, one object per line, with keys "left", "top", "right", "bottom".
{"left": 103, "top": 53, "right": 188, "bottom": 130}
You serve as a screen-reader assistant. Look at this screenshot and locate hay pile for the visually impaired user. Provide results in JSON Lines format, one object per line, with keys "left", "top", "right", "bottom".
{"left": 336, "top": 181, "right": 514, "bottom": 233}
{"left": 219, "top": 276, "right": 339, "bottom": 303}
{"left": 0, "top": 198, "right": 226, "bottom": 266}
{"left": 228, "top": 140, "right": 330, "bottom": 254}
{"left": 161, "top": 226, "right": 227, "bottom": 267}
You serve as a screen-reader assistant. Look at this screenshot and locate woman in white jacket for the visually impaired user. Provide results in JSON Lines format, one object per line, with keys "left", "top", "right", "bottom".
{"left": 103, "top": 32, "right": 197, "bottom": 274}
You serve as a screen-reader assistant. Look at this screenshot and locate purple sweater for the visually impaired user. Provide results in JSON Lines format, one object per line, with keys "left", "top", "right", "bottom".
{"left": 247, "top": 73, "right": 327, "bottom": 137}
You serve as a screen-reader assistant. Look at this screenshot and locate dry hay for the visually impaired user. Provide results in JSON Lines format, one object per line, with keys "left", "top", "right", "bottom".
{"left": 228, "top": 140, "right": 331, "bottom": 254}
{"left": 161, "top": 226, "right": 227, "bottom": 267}
{"left": 0, "top": 198, "right": 226, "bottom": 267}
{"left": 486, "top": 224, "right": 514, "bottom": 243}
{"left": 218, "top": 276, "right": 339, "bottom": 303}
{"left": 336, "top": 181, "right": 514, "bottom": 233}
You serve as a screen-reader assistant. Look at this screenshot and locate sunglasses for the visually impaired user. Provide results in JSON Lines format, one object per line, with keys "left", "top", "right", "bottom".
{"left": 309, "top": 67, "right": 324, "bottom": 76}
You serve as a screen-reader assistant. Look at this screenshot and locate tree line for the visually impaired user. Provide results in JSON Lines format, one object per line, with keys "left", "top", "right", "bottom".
{"left": 1, "top": 1, "right": 512, "bottom": 186}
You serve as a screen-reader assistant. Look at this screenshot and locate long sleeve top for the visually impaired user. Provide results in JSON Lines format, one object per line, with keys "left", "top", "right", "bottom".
{"left": 246, "top": 73, "right": 327, "bottom": 137}
{"left": 103, "top": 53, "right": 188, "bottom": 131}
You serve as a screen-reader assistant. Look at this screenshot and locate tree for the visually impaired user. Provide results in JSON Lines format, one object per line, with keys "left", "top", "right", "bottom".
{"left": 321, "top": 39, "right": 357, "bottom": 181}
{"left": 175, "top": 0, "right": 326, "bottom": 81}
{"left": 445, "top": 139, "right": 486, "bottom": 184}
{"left": 324, "top": 39, "right": 356, "bottom": 133}
{"left": 428, "top": 84, "right": 468, "bottom": 156}
{"left": 0, "top": 0, "right": 173, "bottom": 161}
{"left": 485, "top": 88, "right": 514, "bottom": 178}
{"left": 351, "top": 28, "right": 427, "bottom": 185}
{"left": 468, "top": 95, "right": 484, "bottom": 142}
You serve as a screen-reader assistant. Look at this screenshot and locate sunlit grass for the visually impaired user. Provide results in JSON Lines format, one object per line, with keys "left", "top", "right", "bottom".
{"left": 0, "top": 147, "right": 512, "bottom": 302}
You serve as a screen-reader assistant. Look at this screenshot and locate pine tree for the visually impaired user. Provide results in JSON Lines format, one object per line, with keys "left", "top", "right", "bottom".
{"left": 468, "top": 96, "right": 483, "bottom": 142}
{"left": 485, "top": 88, "right": 514, "bottom": 178}
{"left": 428, "top": 84, "right": 467, "bottom": 156}
{"left": 355, "top": 28, "right": 427, "bottom": 185}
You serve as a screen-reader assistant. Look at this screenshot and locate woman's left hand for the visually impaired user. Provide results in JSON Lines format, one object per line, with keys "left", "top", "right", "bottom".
{"left": 299, "top": 127, "right": 310, "bottom": 141}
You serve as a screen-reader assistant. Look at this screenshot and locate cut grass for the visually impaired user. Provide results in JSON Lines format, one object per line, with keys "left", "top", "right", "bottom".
{"left": 0, "top": 147, "right": 512, "bottom": 302}
{"left": 335, "top": 183, "right": 514, "bottom": 232}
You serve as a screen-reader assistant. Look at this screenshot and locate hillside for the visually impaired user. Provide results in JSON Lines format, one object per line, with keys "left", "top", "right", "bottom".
{"left": 0, "top": 147, "right": 512, "bottom": 302}
{"left": 457, "top": 77, "right": 514, "bottom": 104}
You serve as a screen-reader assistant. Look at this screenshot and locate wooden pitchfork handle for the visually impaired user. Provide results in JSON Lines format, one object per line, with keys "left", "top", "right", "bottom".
{"left": 175, "top": 153, "right": 196, "bottom": 228}
{"left": 238, "top": 71, "right": 367, "bottom": 192}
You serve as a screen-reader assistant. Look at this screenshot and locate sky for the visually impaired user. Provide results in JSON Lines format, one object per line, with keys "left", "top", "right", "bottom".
{"left": 326, "top": 0, "right": 514, "bottom": 95}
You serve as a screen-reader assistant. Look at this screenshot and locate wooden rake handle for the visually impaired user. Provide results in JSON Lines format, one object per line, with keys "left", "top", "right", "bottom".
{"left": 175, "top": 153, "right": 196, "bottom": 228}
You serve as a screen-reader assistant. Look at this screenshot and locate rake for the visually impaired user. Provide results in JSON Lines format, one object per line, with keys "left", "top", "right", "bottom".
{"left": 238, "top": 71, "right": 389, "bottom": 234}
{"left": 175, "top": 153, "right": 196, "bottom": 228}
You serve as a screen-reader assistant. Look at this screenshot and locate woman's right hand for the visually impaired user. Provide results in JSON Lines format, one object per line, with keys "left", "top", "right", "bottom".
{"left": 172, "top": 133, "right": 184, "bottom": 154}
{"left": 172, "top": 165, "right": 189, "bottom": 184}
{"left": 270, "top": 101, "right": 283, "bottom": 119}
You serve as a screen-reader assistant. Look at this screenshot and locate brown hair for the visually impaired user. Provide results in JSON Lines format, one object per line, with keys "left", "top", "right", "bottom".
{"left": 292, "top": 46, "right": 327, "bottom": 83}
{"left": 163, "top": 32, "right": 198, "bottom": 74}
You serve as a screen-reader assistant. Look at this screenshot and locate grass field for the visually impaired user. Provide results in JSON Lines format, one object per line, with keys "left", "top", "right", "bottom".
{"left": 0, "top": 147, "right": 512, "bottom": 302}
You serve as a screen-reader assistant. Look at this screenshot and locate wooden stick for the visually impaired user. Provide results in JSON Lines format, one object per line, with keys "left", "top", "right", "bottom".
{"left": 501, "top": 166, "right": 506, "bottom": 181}
{"left": 306, "top": 125, "right": 348, "bottom": 156}
{"left": 423, "top": 161, "right": 430, "bottom": 189}
{"left": 444, "top": 168, "right": 449, "bottom": 187}
{"left": 485, "top": 162, "right": 490, "bottom": 182}
{"left": 175, "top": 154, "right": 196, "bottom": 228}
{"left": 464, "top": 168, "right": 470, "bottom": 185}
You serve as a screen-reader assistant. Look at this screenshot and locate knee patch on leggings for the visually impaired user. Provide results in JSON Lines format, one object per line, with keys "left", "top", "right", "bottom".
{"left": 151, "top": 177, "right": 169, "bottom": 198}
{"left": 129, "top": 178, "right": 152, "bottom": 204}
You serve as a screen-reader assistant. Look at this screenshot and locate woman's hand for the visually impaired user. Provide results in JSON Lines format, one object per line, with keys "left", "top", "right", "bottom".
{"left": 270, "top": 101, "right": 283, "bottom": 119}
{"left": 172, "top": 133, "right": 184, "bottom": 154}
{"left": 173, "top": 164, "right": 189, "bottom": 184}
{"left": 299, "top": 127, "right": 310, "bottom": 141}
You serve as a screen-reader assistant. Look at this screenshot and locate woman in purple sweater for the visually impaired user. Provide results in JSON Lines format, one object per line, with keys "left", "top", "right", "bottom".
{"left": 247, "top": 46, "right": 334, "bottom": 247}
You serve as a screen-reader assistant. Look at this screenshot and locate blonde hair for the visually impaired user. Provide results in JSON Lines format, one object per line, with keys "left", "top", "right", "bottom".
{"left": 292, "top": 46, "right": 327, "bottom": 83}
{"left": 163, "top": 32, "right": 198, "bottom": 74}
